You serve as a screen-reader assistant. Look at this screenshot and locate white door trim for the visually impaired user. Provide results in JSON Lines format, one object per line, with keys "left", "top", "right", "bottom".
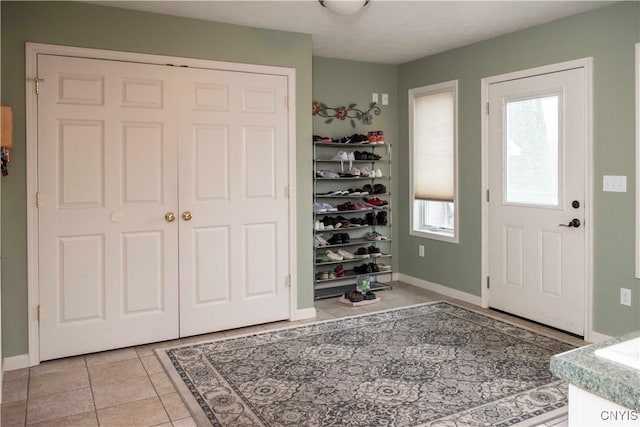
{"left": 480, "top": 58, "right": 594, "bottom": 341}
{"left": 25, "top": 42, "right": 298, "bottom": 365}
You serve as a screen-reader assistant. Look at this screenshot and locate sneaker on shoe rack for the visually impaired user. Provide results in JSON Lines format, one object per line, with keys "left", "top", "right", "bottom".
{"left": 354, "top": 247, "right": 370, "bottom": 259}
{"left": 377, "top": 263, "right": 392, "bottom": 271}
{"left": 322, "top": 203, "right": 338, "bottom": 212}
{"left": 376, "top": 211, "right": 388, "bottom": 225}
{"left": 316, "top": 271, "right": 329, "bottom": 280}
{"left": 314, "top": 220, "right": 324, "bottom": 231}
{"left": 374, "top": 169, "right": 383, "bottom": 178}
{"left": 349, "top": 167, "right": 361, "bottom": 177}
{"left": 366, "top": 231, "right": 388, "bottom": 241}
{"left": 334, "top": 264, "right": 347, "bottom": 277}
{"left": 328, "top": 271, "right": 337, "bottom": 279}
{"left": 360, "top": 167, "right": 372, "bottom": 177}
{"left": 325, "top": 249, "right": 343, "bottom": 261}
{"left": 328, "top": 233, "right": 344, "bottom": 245}
{"left": 314, "top": 235, "right": 330, "bottom": 247}
{"left": 369, "top": 262, "right": 380, "bottom": 273}
{"left": 373, "top": 183, "right": 386, "bottom": 194}
{"left": 368, "top": 245, "right": 382, "bottom": 256}
{"left": 341, "top": 233, "right": 350, "bottom": 243}
{"left": 337, "top": 249, "right": 355, "bottom": 260}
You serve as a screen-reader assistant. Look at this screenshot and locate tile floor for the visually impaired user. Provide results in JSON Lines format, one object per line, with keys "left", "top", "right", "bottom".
{"left": 1, "top": 281, "right": 583, "bottom": 426}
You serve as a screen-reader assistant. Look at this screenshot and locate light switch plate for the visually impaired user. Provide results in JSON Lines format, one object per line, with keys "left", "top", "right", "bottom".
{"left": 603, "top": 175, "right": 627, "bottom": 192}
{"left": 382, "top": 93, "right": 389, "bottom": 105}
{"left": 372, "top": 93, "right": 379, "bottom": 104}
{"left": 621, "top": 288, "right": 632, "bottom": 306}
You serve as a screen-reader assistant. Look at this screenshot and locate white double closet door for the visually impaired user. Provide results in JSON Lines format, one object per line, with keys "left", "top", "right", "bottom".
{"left": 37, "top": 54, "right": 291, "bottom": 360}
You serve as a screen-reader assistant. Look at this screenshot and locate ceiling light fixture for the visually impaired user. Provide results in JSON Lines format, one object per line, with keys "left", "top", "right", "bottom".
{"left": 319, "top": 0, "right": 370, "bottom": 16}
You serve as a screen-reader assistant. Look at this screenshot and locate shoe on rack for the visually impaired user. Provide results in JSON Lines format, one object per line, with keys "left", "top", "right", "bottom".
{"left": 377, "top": 263, "right": 392, "bottom": 271}
{"left": 365, "top": 212, "right": 377, "bottom": 225}
{"left": 369, "top": 263, "right": 380, "bottom": 273}
{"left": 325, "top": 249, "right": 343, "bottom": 261}
{"left": 334, "top": 264, "right": 347, "bottom": 277}
{"left": 354, "top": 247, "right": 370, "bottom": 259}
{"left": 368, "top": 246, "right": 382, "bottom": 257}
{"left": 338, "top": 202, "right": 356, "bottom": 211}
{"left": 349, "top": 167, "right": 361, "bottom": 176}
{"left": 354, "top": 263, "right": 372, "bottom": 274}
{"left": 366, "top": 231, "right": 388, "bottom": 241}
{"left": 373, "top": 184, "right": 386, "bottom": 194}
{"left": 315, "top": 220, "right": 324, "bottom": 231}
{"left": 328, "top": 271, "right": 337, "bottom": 279}
{"left": 314, "top": 235, "right": 330, "bottom": 247}
{"left": 327, "top": 233, "right": 342, "bottom": 245}
{"left": 338, "top": 249, "right": 355, "bottom": 260}
{"left": 316, "top": 271, "right": 329, "bottom": 280}
{"left": 376, "top": 211, "right": 388, "bottom": 225}
{"left": 341, "top": 233, "right": 350, "bottom": 243}
{"left": 374, "top": 169, "right": 383, "bottom": 178}
{"left": 363, "top": 184, "right": 373, "bottom": 194}
{"left": 322, "top": 203, "right": 338, "bottom": 211}
{"left": 360, "top": 167, "right": 372, "bottom": 177}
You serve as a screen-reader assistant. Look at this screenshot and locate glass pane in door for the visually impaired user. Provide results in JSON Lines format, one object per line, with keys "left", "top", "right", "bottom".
{"left": 504, "top": 94, "right": 561, "bottom": 206}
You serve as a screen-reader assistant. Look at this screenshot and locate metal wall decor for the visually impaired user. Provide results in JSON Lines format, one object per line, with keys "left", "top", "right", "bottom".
{"left": 312, "top": 100, "right": 381, "bottom": 127}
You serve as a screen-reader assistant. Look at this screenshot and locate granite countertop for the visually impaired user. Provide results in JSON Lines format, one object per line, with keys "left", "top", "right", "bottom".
{"left": 550, "top": 330, "right": 640, "bottom": 411}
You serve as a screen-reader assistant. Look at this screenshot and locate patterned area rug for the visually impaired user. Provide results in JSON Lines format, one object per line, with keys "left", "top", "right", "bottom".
{"left": 156, "top": 302, "right": 574, "bottom": 426}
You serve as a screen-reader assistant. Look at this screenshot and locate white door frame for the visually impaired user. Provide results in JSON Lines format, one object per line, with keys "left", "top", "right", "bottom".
{"left": 480, "top": 58, "right": 594, "bottom": 341}
{"left": 25, "top": 42, "right": 298, "bottom": 366}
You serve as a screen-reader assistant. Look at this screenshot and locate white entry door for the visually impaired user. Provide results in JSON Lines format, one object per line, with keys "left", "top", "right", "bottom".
{"left": 488, "top": 67, "right": 586, "bottom": 335}
{"left": 177, "top": 68, "right": 291, "bottom": 336}
{"left": 37, "top": 53, "right": 292, "bottom": 360}
{"left": 37, "top": 55, "right": 181, "bottom": 360}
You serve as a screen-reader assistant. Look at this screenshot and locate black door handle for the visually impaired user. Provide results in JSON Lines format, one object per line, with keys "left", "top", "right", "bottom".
{"left": 559, "top": 218, "right": 581, "bottom": 228}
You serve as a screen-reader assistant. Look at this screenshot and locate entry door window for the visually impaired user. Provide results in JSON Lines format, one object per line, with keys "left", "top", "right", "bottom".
{"left": 504, "top": 94, "right": 562, "bottom": 207}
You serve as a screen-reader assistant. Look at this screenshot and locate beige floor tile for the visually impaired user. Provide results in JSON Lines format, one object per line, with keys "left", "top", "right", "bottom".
{"left": 26, "top": 387, "right": 94, "bottom": 425}
{"left": 30, "top": 356, "right": 86, "bottom": 378}
{"left": 140, "top": 354, "right": 165, "bottom": 375}
{"left": 28, "top": 366, "right": 90, "bottom": 398}
{"left": 172, "top": 417, "right": 197, "bottom": 427}
{"left": 92, "top": 374, "right": 157, "bottom": 410}
{"left": 159, "top": 393, "right": 190, "bottom": 421}
{"left": 3, "top": 376, "right": 29, "bottom": 403}
{"left": 88, "top": 358, "right": 147, "bottom": 387}
{"left": 1, "top": 400, "right": 27, "bottom": 426}
{"left": 3, "top": 367, "right": 29, "bottom": 382}
{"left": 96, "top": 397, "right": 170, "bottom": 427}
{"left": 149, "top": 370, "right": 177, "bottom": 396}
{"left": 28, "top": 410, "right": 98, "bottom": 427}
{"left": 85, "top": 347, "right": 139, "bottom": 367}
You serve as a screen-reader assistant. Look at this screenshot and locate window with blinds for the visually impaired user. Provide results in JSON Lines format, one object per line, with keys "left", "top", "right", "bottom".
{"left": 409, "top": 81, "right": 458, "bottom": 242}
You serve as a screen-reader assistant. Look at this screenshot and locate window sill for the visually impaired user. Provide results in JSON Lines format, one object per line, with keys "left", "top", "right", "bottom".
{"left": 410, "top": 228, "right": 458, "bottom": 244}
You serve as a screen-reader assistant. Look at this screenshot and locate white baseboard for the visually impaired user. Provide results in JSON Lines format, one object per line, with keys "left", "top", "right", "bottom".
{"left": 587, "top": 330, "right": 613, "bottom": 344}
{"left": 291, "top": 307, "right": 317, "bottom": 321}
{"left": 3, "top": 354, "right": 31, "bottom": 371}
{"left": 396, "top": 273, "right": 483, "bottom": 306}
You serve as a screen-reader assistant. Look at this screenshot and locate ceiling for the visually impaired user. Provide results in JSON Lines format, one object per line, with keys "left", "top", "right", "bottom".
{"left": 93, "top": 0, "right": 613, "bottom": 64}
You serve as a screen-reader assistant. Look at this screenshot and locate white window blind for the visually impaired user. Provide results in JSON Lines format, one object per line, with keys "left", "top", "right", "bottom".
{"left": 413, "top": 90, "right": 454, "bottom": 202}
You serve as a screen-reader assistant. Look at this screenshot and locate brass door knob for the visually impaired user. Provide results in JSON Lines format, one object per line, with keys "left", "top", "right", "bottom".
{"left": 182, "top": 211, "right": 192, "bottom": 221}
{"left": 165, "top": 212, "right": 176, "bottom": 222}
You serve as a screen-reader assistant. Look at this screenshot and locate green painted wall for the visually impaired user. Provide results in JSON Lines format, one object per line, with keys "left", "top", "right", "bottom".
{"left": 397, "top": 2, "right": 640, "bottom": 336}
{"left": 312, "top": 57, "right": 398, "bottom": 269}
{"left": 0, "top": 1, "right": 313, "bottom": 357}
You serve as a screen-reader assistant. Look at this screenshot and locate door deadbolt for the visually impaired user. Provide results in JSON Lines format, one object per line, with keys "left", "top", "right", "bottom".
{"left": 572, "top": 200, "right": 580, "bottom": 209}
